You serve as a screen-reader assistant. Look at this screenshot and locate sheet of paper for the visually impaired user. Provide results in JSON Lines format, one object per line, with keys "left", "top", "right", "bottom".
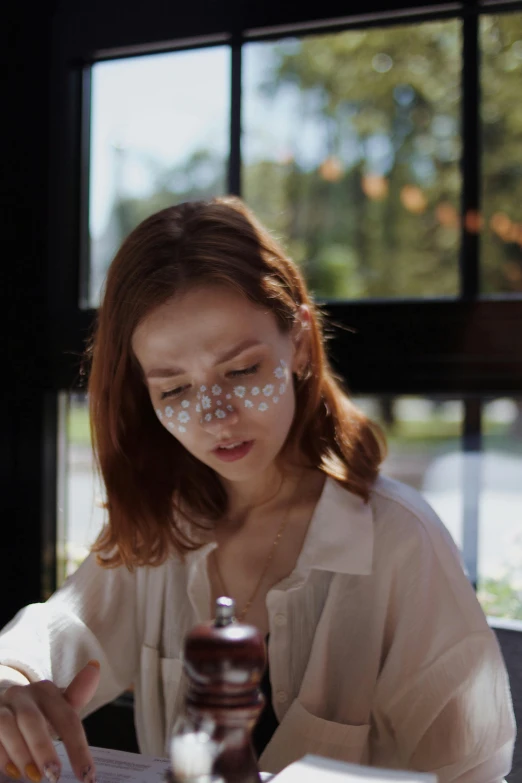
{"left": 0, "top": 746, "right": 434, "bottom": 783}
{"left": 0, "top": 744, "right": 275, "bottom": 783}
{"left": 271, "top": 754, "right": 437, "bottom": 783}
{"left": 0, "top": 744, "right": 171, "bottom": 783}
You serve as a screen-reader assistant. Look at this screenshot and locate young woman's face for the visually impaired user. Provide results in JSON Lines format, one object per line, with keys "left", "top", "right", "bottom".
{"left": 132, "top": 285, "right": 305, "bottom": 483}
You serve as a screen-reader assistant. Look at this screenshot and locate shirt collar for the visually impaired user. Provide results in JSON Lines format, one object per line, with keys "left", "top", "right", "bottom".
{"left": 184, "top": 475, "right": 374, "bottom": 579}
{"left": 293, "top": 476, "right": 374, "bottom": 578}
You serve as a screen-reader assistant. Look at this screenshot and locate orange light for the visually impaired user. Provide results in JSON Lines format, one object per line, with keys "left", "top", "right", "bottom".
{"left": 319, "top": 156, "right": 344, "bottom": 182}
{"left": 490, "top": 212, "right": 513, "bottom": 241}
{"left": 464, "top": 209, "right": 483, "bottom": 234}
{"left": 436, "top": 202, "right": 459, "bottom": 228}
{"left": 400, "top": 185, "right": 427, "bottom": 214}
{"left": 361, "top": 174, "right": 389, "bottom": 201}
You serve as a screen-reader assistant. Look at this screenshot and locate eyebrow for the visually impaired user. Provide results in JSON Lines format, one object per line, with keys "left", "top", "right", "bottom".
{"left": 145, "top": 339, "right": 266, "bottom": 380}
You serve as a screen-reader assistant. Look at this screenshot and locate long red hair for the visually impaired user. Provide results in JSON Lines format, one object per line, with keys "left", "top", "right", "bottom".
{"left": 87, "top": 196, "right": 385, "bottom": 568}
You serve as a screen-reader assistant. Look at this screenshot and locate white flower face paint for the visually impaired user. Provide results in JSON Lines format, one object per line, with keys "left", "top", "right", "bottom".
{"left": 154, "top": 358, "right": 291, "bottom": 434}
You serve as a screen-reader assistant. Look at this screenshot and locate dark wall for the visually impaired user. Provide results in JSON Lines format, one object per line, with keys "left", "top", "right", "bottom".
{"left": 2, "top": 4, "right": 55, "bottom": 624}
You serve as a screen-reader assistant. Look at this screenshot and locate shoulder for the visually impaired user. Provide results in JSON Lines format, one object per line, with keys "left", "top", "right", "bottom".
{"left": 366, "top": 475, "right": 490, "bottom": 627}
{"left": 369, "top": 474, "right": 458, "bottom": 557}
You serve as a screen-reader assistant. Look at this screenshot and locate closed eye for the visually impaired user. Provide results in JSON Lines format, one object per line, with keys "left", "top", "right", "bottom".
{"left": 227, "top": 363, "right": 260, "bottom": 379}
{"left": 160, "top": 385, "right": 189, "bottom": 400}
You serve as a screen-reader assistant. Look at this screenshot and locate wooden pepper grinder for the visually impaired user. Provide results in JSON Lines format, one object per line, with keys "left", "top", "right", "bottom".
{"left": 170, "top": 597, "right": 266, "bottom": 783}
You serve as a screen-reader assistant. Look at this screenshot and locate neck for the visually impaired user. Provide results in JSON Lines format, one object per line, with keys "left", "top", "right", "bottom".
{"left": 220, "top": 460, "right": 305, "bottom": 526}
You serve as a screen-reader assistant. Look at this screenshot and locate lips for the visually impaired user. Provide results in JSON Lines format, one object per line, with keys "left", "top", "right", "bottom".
{"left": 212, "top": 440, "right": 254, "bottom": 462}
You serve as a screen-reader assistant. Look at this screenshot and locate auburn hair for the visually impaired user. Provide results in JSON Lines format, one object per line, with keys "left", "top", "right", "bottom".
{"left": 87, "top": 196, "right": 386, "bottom": 569}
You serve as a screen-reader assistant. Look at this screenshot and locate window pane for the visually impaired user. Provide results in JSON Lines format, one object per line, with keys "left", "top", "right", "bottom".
{"left": 88, "top": 47, "right": 230, "bottom": 308}
{"left": 357, "top": 396, "right": 464, "bottom": 546}
{"left": 477, "top": 398, "right": 522, "bottom": 621}
{"left": 57, "top": 393, "right": 104, "bottom": 584}
{"left": 243, "top": 21, "right": 462, "bottom": 299}
{"left": 481, "top": 12, "right": 522, "bottom": 295}
{"left": 61, "top": 393, "right": 522, "bottom": 622}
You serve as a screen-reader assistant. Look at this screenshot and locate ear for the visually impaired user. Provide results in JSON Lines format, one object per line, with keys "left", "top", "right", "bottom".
{"left": 291, "top": 304, "right": 312, "bottom": 376}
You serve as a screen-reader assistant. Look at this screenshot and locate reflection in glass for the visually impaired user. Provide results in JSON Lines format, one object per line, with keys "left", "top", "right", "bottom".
{"left": 243, "top": 21, "right": 462, "bottom": 299}
{"left": 477, "top": 398, "right": 522, "bottom": 620}
{"left": 88, "top": 47, "right": 230, "bottom": 307}
{"left": 59, "top": 392, "right": 521, "bottom": 622}
{"left": 57, "top": 393, "right": 104, "bottom": 584}
{"left": 357, "top": 397, "right": 464, "bottom": 544}
{"left": 481, "top": 13, "right": 522, "bottom": 294}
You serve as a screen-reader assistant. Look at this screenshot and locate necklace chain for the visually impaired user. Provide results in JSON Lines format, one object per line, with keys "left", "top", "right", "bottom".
{"left": 213, "top": 472, "right": 304, "bottom": 622}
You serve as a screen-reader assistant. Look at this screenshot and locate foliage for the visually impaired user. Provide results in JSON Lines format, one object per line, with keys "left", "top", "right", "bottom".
{"left": 91, "top": 14, "right": 522, "bottom": 302}
{"left": 478, "top": 576, "right": 522, "bottom": 620}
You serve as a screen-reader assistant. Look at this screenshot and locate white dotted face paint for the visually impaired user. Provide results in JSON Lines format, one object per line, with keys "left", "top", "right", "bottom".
{"left": 154, "top": 358, "right": 291, "bottom": 436}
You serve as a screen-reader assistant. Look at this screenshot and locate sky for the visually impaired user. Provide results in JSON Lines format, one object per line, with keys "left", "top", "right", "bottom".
{"left": 88, "top": 40, "right": 359, "bottom": 239}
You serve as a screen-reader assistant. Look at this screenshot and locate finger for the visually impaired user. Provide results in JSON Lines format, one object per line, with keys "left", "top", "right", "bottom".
{"left": 63, "top": 662, "right": 100, "bottom": 713}
{"left": 0, "top": 701, "right": 37, "bottom": 781}
{"left": 9, "top": 689, "right": 62, "bottom": 783}
{"left": 36, "top": 686, "right": 94, "bottom": 783}
{"left": 0, "top": 737, "right": 23, "bottom": 780}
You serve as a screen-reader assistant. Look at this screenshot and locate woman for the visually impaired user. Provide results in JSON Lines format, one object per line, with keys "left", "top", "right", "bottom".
{"left": 0, "top": 197, "right": 515, "bottom": 783}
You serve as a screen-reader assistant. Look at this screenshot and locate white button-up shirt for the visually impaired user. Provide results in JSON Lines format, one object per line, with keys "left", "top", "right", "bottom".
{"left": 0, "top": 476, "right": 515, "bottom": 781}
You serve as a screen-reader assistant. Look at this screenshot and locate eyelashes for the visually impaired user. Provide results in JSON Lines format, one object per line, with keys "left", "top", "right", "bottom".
{"left": 159, "top": 363, "right": 261, "bottom": 400}
{"left": 228, "top": 363, "right": 260, "bottom": 378}
{"left": 160, "top": 385, "right": 188, "bottom": 401}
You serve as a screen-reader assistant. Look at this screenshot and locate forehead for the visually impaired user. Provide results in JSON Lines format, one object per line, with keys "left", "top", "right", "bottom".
{"left": 132, "top": 285, "right": 284, "bottom": 369}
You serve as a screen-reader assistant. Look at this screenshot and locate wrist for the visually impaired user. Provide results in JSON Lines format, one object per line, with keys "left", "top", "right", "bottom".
{"left": 0, "top": 664, "right": 31, "bottom": 693}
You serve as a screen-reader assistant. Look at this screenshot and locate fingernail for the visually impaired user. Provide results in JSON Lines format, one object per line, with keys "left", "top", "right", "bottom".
{"left": 43, "top": 762, "right": 61, "bottom": 783}
{"left": 5, "top": 763, "right": 21, "bottom": 780}
{"left": 87, "top": 660, "right": 100, "bottom": 669}
{"left": 82, "top": 766, "right": 96, "bottom": 783}
{"left": 25, "top": 764, "right": 42, "bottom": 783}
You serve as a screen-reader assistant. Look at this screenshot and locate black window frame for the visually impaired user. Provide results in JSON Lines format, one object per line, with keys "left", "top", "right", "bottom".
{"left": 43, "top": 0, "right": 522, "bottom": 598}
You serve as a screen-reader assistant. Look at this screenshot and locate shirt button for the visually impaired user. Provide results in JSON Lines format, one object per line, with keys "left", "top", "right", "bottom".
{"left": 274, "top": 613, "right": 287, "bottom": 627}
{"left": 276, "top": 690, "right": 288, "bottom": 704}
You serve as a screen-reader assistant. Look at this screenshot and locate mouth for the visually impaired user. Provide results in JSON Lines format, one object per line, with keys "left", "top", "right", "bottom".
{"left": 212, "top": 440, "right": 254, "bottom": 462}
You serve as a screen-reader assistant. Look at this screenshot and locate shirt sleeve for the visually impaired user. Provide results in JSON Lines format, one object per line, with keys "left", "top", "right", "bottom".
{"left": 371, "top": 491, "right": 516, "bottom": 783}
{"left": 382, "top": 631, "right": 515, "bottom": 783}
{"left": 0, "top": 553, "right": 139, "bottom": 718}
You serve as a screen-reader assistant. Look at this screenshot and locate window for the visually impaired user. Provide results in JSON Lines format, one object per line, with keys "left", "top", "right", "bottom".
{"left": 42, "top": 3, "right": 522, "bottom": 628}
{"left": 243, "top": 21, "right": 462, "bottom": 299}
{"left": 481, "top": 11, "right": 522, "bottom": 295}
{"left": 87, "top": 46, "right": 230, "bottom": 307}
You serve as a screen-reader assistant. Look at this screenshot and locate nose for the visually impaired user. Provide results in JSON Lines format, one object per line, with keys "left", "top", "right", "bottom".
{"left": 196, "top": 387, "right": 240, "bottom": 434}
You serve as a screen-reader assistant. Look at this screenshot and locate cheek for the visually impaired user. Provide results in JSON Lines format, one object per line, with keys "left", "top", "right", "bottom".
{"left": 154, "top": 402, "right": 194, "bottom": 438}
{"left": 152, "top": 359, "right": 292, "bottom": 434}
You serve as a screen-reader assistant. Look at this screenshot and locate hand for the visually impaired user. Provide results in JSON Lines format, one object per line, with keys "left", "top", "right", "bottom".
{"left": 0, "top": 661, "right": 101, "bottom": 783}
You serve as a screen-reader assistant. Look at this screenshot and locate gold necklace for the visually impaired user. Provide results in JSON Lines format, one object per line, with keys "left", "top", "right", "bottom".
{"left": 213, "top": 472, "right": 304, "bottom": 623}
